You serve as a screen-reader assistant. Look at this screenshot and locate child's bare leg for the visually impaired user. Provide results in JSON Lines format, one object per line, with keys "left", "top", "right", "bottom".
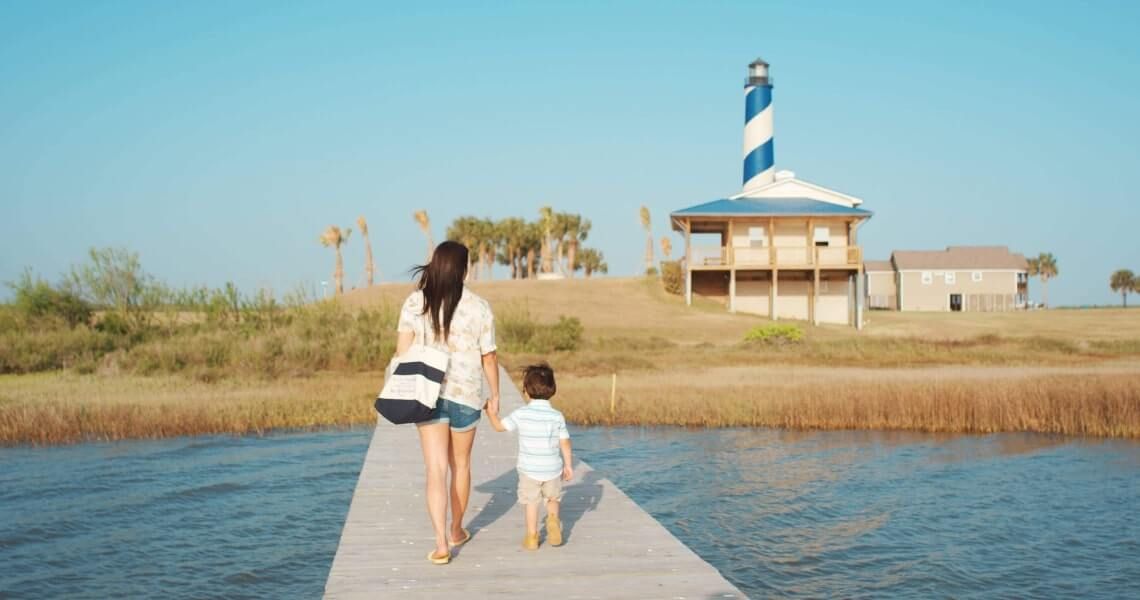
{"left": 545, "top": 497, "right": 564, "bottom": 546}
{"left": 525, "top": 502, "right": 540, "bottom": 535}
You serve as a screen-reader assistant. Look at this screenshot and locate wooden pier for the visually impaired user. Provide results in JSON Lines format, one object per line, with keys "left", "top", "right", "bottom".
{"left": 324, "top": 368, "right": 744, "bottom": 598}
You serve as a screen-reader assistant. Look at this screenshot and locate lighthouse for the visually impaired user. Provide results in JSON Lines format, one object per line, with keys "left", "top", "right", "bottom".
{"left": 742, "top": 58, "right": 774, "bottom": 191}
{"left": 672, "top": 56, "right": 873, "bottom": 329}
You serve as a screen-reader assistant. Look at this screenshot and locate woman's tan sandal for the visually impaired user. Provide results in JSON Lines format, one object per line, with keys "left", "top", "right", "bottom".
{"left": 546, "top": 516, "right": 563, "bottom": 546}
{"left": 448, "top": 528, "right": 472, "bottom": 548}
{"left": 522, "top": 532, "right": 539, "bottom": 551}
{"left": 427, "top": 550, "right": 451, "bottom": 565}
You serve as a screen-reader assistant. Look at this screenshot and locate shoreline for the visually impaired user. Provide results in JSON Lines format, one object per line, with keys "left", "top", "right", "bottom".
{"left": 4, "top": 360, "right": 1139, "bottom": 446}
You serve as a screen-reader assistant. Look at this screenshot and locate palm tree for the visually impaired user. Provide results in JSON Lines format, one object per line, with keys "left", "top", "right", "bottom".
{"left": 476, "top": 217, "right": 499, "bottom": 280}
{"left": 1110, "top": 269, "right": 1135, "bottom": 308}
{"left": 497, "top": 217, "right": 527, "bottom": 279}
{"left": 357, "top": 215, "right": 374, "bottom": 286}
{"left": 1026, "top": 257, "right": 1039, "bottom": 309}
{"left": 551, "top": 212, "right": 571, "bottom": 275}
{"left": 578, "top": 248, "right": 608, "bottom": 278}
{"left": 446, "top": 216, "right": 481, "bottom": 279}
{"left": 640, "top": 205, "right": 654, "bottom": 274}
{"left": 319, "top": 225, "right": 352, "bottom": 296}
{"left": 1034, "top": 252, "right": 1058, "bottom": 308}
{"left": 523, "top": 221, "right": 544, "bottom": 279}
{"left": 563, "top": 214, "right": 591, "bottom": 278}
{"left": 538, "top": 206, "right": 555, "bottom": 274}
{"left": 660, "top": 236, "right": 673, "bottom": 260}
{"left": 413, "top": 210, "right": 433, "bottom": 262}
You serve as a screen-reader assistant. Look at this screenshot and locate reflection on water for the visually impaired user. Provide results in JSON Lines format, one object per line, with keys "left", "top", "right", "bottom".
{"left": 1, "top": 426, "right": 1137, "bottom": 599}
{"left": 573, "top": 427, "right": 1140, "bottom": 599}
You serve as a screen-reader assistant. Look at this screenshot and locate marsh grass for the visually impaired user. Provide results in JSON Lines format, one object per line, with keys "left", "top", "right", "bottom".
{"left": 558, "top": 370, "right": 1140, "bottom": 437}
{"left": 5, "top": 276, "right": 1140, "bottom": 444}
{"left": 0, "top": 372, "right": 380, "bottom": 446}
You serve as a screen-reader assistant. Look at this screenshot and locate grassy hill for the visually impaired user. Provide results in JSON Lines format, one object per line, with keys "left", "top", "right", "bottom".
{"left": 343, "top": 275, "right": 1140, "bottom": 344}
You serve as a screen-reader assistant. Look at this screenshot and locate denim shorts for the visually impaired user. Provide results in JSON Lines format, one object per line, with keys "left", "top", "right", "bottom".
{"left": 418, "top": 398, "right": 482, "bottom": 432}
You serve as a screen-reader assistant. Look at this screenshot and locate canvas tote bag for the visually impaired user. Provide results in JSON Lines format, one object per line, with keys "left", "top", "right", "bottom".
{"left": 375, "top": 310, "right": 449, "bottom": 424}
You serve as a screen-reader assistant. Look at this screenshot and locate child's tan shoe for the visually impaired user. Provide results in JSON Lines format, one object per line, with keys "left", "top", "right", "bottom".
{"left": 545, "top": 516, "right": 563, "bottom": 546}
{"left": 522, "top": 532, "right": 539, "bottom": 551}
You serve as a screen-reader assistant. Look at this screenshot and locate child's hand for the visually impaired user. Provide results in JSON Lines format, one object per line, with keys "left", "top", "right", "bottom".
{"left": 562, "top": 464, "right": 573, "bottom": 481}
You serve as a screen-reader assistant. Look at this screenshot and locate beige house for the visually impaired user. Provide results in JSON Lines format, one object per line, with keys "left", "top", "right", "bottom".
{"left": 671, "top": 172, "right": 872, "bottom": 327}
{"left": 866, "top": 246, "right": 1029, "bottom": 312}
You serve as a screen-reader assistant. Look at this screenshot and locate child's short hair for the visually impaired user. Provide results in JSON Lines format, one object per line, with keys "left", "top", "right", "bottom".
{"left": 522, "top": 363, "right": 556, "bottom": 399}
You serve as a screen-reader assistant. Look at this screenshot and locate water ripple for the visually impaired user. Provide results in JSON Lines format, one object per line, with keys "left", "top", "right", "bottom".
{"left": 573, "top": 427, "right": 1140, "bottom": 599}
{"left": 0, "top": 426, "right": 372, "bottom": 599}
{"left": 2, "top": 425, "right": 1138, "bottom": 599}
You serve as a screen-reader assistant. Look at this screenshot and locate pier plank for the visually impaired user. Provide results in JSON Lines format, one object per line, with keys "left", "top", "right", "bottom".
{"left": 325, "top": 368, "right": 743, "bottom": 599}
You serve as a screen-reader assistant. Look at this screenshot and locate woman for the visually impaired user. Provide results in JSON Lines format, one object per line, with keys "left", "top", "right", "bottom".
{"left": 395, "top": 241, "right": 500, "bottom": 565}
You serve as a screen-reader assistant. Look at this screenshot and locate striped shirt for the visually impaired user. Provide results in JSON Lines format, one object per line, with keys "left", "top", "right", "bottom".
{"left": 501, "top": 400, "right": 569, "bottom": 482}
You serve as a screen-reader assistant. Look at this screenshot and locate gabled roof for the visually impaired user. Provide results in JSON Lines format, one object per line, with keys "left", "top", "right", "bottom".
{"left": 731, "top": 174, "right": 864, "bottom": 207}
{"left": 671, "top": 197, "right": 873, "bottom": 220}
{"left": 864, "top": 260, "right": 894, "bottom": 272}
{"left": 891, "top": 246, "right": 1029, "bottom": 271}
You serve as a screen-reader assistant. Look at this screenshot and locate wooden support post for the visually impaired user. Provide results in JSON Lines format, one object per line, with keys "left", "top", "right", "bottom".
{"left": 610, "top": 373, "right": 617, "bottom": 417}
{"left": 686, "top": 269, "right": 692, "bottom": 306}
{"left": 770, "top": 269, "right": 778, "bottom": 320}
{"left": 684, "top": 220, "right": 692, "bottom": 306}
{"left": 806, "top": 218, "right": 814, "bottom": 266}
{"left": 727, "top": 220, "right": 735, "bottom": 267}
{"left": 768, "top": 217, "right": 776, "bottom": 267}
{"left": 856, "top": 261, "right": 865, "bottom": 330}
{"left": 729, "top": 269, "right": 736, "bottom": 313}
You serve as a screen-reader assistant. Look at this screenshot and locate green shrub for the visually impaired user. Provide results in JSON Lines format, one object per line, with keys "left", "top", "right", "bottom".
{"left": 8, "top": 269, "right": 93, "bottom": 327}
{"left": 540, "top": 316, "right": 583, "bottom": 351}
{"left": 0, "top": 326, "right": 118, "bottom": 374}
{"left": 497, "top": 302, "right": 582, "bottom": 353}
{"left": 744, "top": 323, "right": 804, "bottom": 344}
{"left": 661, "top": 261, "right": 684, "bottom": 295}
{"left": 645, "top": 266, "right": 659, "bottom": 277}
{"left": 95, "top": 312, "right": 132, "bottom": 336}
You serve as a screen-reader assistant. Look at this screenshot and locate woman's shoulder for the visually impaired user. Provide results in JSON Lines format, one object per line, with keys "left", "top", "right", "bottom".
{"left": 460, "top": 287, "right": 493, "bottom": 313}
{"left": 401, "top": 290, "right": 424, "bottom": 309}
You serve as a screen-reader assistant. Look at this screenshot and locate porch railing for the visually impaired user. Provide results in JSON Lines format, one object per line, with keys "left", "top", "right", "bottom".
{"left": 688, "top": 245, "right": 862, "bottom": 268}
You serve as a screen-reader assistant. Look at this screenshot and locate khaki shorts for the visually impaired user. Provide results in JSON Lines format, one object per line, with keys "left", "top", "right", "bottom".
{"left": 517, "top": 472, "right": 564, "bottom": 505}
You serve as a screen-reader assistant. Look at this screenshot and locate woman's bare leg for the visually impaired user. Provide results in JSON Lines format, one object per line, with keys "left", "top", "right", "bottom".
{"left": 447, "top": 427, "right": 476, "bottom": 541}
{"left": 418, "top": 422, "right": 451, "bottom": 557}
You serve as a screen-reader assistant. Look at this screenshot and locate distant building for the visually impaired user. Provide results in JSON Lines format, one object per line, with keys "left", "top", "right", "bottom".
{"left": 866, "top": 246, "right": 1029, "bottom": 312}
{"left": 671, "top": 58, "right": 872, "bottom": 328}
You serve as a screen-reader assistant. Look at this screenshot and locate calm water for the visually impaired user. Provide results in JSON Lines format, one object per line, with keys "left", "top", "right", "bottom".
{"left": 2, "top": 427, "right": 1138, "bottom": 599}
{"left": 0, "top": 428, "right": 372, "bottom": 599}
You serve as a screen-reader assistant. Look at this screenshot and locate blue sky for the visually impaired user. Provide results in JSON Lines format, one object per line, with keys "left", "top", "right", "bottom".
{"left": 2, "top": 1, "right": 1138, "bottom": 306}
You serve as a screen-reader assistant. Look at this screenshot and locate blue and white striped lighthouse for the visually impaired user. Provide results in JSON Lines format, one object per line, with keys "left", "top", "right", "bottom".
{"left": 742, "top": 58, "right": 774, "bottom": 192}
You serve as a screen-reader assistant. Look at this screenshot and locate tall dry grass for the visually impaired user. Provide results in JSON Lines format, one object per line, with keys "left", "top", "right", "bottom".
{"left": 557, "top": 371, "right": 1140, "bottom": 437}
{"left": 0, "top": 373, "right": 379, "bottom": 446}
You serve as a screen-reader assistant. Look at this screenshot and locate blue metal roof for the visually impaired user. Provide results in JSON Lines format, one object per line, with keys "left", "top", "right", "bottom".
{"left": 671, "top": 197, "right": 873, "bottom": 217}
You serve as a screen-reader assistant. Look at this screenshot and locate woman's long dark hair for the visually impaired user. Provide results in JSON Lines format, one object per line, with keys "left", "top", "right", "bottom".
{"left": 411, "top": 241, "right": 468, "bottom": 341}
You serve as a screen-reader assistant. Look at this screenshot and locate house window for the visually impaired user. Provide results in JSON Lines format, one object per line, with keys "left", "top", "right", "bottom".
{"left": 972, "top": 271, "right": 983, "bottom": 282}
{"left": 813, "top": 226, "right": 830, "bottom": 247}
{"left": 921, "top": 272, "right": 933, "bottom": 285}
{"left": 945, "top": 272, "right": 956, "bottom": 284}
{"left": 748, "top": 226, "right": 766, "bottom": 248}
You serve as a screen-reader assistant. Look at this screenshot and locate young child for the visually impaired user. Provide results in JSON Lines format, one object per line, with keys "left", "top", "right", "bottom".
{"left": 486, "top": 363, "right": 573, "bottom": 550}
